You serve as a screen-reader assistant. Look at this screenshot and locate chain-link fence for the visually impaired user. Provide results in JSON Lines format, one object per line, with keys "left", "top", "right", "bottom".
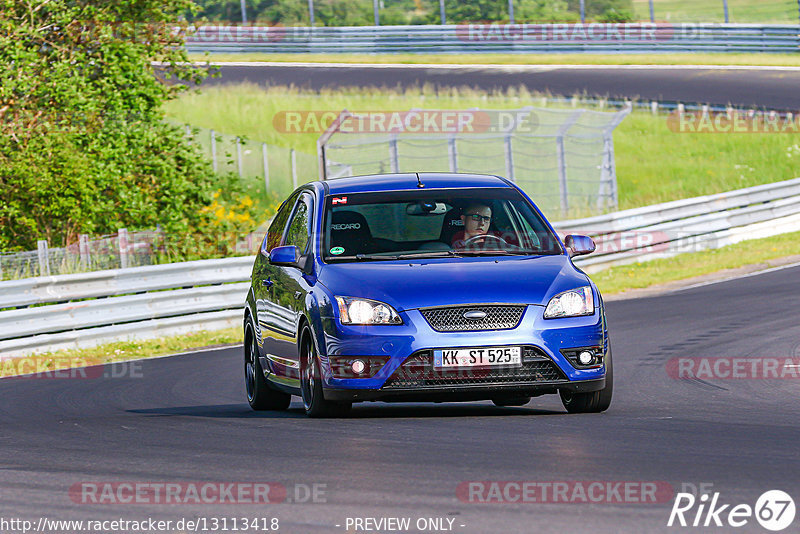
{"left": 193, "top": 0, "right": 800, "bottom": 25}
{"left": 0, "top": 229, "right": 268, "bottom": 281}
{"left": 183, "top": 124, "right": 317, "bottom": 201}
{"left": 0, "top": 230, "right": 163, "bottom": 281}
{"left": 318, "top": 106, "right": 630, "bottom": 219}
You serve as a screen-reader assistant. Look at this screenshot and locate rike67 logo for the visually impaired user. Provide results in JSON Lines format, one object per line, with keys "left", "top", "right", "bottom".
{"left": 668, "top": 489, "right": 796, "bottom": 531}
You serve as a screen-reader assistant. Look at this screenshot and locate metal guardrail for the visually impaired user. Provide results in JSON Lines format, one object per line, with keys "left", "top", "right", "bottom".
{"left": 0, "top": 257, "right": 255, "bottom": 358}
{"left": 1, "top": 177, "right": 799, "bottom": 358}
{"left": 185, "top": 23, "right": 800, "bottom": 54}
{"left": 560, "top": 177, "right": 800, "bottom": 273}
{"left": 1, "top": 257, "right": 253, "bottom": 308}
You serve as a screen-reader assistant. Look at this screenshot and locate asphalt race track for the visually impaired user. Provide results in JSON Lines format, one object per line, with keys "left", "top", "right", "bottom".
{"left": 2, "top": 265, "right": 799, "bottom": 533}
{"left": 206, "top": 64, "right": 800, "bottom": 110}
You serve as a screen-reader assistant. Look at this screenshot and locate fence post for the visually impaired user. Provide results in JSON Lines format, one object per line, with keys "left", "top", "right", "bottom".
{"left": 262, "top": 143, "right": 270, "bottom": 194}
{"left": 504, "top": 135, "right": 515, "bottom": 182}
{"left": 37, "top": 240, "right": 50, "bottom": 276}
{"left": 185, "top": 124, "right": 191, "bottom": 141}
{"left": 596, "top": 105, "right": 630, "bottom": 211}
{"left": 308, "top": 0, "right": 315, "bottom": 25}
{"left": 389, "top": 135, "right": 399, "bottom": 173}
{"left": 291, "top": 149, "right": 298, "bottom": 189}
{"left": 722, "top": 0, "right": 729, "bottom": 22}
{"left": 508, "top": 0, "right": 515, "bottom": 24}
{"left": 448, "top": 136, "right": 458, "bottom": 172}
{"left": 210, "top": 129, "right": 218, "bottom": 173}
{"left": 439, "top": 0, "right": 446, "bottom": 24}
{"left": 555, "top": 111, "right": 583, "bottom": 216}
{"left": 649, "top": 0, "right": 654, "bottom": 22}
{"left": 119, "top": 228, "right": 129, "bottom": 269}
{"left": 236, "top": 137, "right": 243, "bottom": 177}
{"left": 556, "top": 136, "right": 569, "bottom": 215}
{"left": 79, "top": 234, "right": 91, "bottom": 270}
{"left": 651, "top": 101, "right": 658, "bottom": 115}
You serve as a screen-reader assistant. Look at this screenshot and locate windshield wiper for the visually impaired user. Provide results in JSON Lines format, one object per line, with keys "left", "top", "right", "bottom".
{"left": 396, "top": 250, "right": 462, "bottom": 259}
{"left": 327, "top": 254, "right": 401, "bottom": 261}
{"left": 354, "top": 254, "right": 401, "bottom": 261}
{"left": 455, "top": 249, "right": 545, "bottom": 256}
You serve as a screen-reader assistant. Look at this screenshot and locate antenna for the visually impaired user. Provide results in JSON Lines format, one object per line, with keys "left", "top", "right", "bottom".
{"left": 415, "top": 172, "right": 425, "bottom": 188}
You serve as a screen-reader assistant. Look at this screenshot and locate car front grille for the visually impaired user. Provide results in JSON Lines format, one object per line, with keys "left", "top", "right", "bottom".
{"left": 381, "top": 346, "right": 567, "bottom": 389}
{"left": 419, "top": 304, "right": 525, "bottom": 332}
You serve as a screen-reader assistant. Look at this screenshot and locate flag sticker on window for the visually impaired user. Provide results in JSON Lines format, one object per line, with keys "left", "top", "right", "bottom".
{"left": 332, "top": 197, "right": 348, "bottom": 205}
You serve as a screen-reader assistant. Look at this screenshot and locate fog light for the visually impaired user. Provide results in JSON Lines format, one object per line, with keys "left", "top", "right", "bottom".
{"left": 351, "top": 359, "right": 366, "bottom": 374}
{"left": 578, "top": 351, "right": 595, "bottom": 365}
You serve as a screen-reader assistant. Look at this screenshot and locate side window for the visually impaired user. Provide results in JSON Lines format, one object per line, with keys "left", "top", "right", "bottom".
{"left": 284, "top": 193, "right": 313, "bottom": 253}
{"left": 266, "top": 193, "right": 298, "bottom": 252}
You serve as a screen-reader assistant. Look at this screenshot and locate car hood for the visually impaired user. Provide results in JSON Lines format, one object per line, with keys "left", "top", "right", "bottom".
{"left": 317, "top": 255, "right": 590, "bottom": 311}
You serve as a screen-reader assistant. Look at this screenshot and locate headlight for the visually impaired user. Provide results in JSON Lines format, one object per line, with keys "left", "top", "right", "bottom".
{"left": 544, "top": 287, "right": 594, "bottom": 319}
{"left": 335, "top": 296, "right": 403, "bottom": 325}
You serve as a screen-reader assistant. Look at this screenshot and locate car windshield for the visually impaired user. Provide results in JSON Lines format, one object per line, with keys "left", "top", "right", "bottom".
{"left": 322, "top": 187, "right": 563, "bottom": 262}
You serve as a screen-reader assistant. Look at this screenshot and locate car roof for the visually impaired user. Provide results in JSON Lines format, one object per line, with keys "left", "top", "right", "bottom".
{"left": 322, "top": 173, "right": 512, "bottom": 195}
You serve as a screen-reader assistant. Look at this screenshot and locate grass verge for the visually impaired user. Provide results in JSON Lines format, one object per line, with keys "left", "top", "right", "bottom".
{"left": 632, "top": 0, "right": 799, "bottom": 24}
{"left": 190, "top": 52, "right": 800, "bottom": 67}
{"left": 592, "top": 230, "right": 800, "bottom": 295}
{"left": 0, "top": 327, "right": 241, "bottom": 379}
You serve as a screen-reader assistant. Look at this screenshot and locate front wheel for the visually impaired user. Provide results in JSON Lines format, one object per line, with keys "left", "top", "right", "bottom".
{"left": 244, "top": 320, "right": 291, "bottom": 411}
{"left": 300, "top": 326, "right": 351, "bottom": 418}
{"left": 559, "top": 349, "right": 613, "bottom": 414}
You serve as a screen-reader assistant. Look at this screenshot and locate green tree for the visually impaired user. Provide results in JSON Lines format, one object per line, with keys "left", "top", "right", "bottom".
{"left": 0, "top": 0, "right": 223, "bottom": 253}
{"left": 565, "top": 0, "right": 633, "bottom": 21}
{"left": 314, "top": 0, "right": 373, "bottom": 26}
{"left": 430, "top": 0, "right": 577, "bottom": 23}
{"left": 262, "top": 0, "right": 312, "bottom": 24}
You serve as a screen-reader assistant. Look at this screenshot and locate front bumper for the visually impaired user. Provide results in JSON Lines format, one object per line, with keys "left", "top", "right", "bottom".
{"left": 318, "top": 304, "right": 606, "bottom": 402}
{"left": 324, "top": 377, "right": 605, "bottom": 402}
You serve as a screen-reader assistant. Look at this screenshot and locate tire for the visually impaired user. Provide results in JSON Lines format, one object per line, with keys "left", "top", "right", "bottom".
{"left": 492, "top": 396, "right": 531, "bottom": 407}
{"left": 244, "top": 320, "right": 291, "bottom": 411}
{"left": 300, "top": 326, "right": 351, "bottom": 418}
{"left": 559, "top": 349, "right": 613, "bottom": 414}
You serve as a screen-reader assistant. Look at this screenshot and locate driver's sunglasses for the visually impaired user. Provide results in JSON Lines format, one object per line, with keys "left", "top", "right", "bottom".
{"left": 465, "top": 213, "right": 491, "bottom": 224}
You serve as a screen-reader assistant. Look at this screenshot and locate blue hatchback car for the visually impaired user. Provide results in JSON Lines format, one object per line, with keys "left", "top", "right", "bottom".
{"left": 244, "top": 173, "right": 612, "bottom": 417}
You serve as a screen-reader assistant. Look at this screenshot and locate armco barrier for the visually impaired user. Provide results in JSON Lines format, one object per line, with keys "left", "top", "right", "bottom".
{"left": 0, "top": 258, "right": 255, "bottom": 358}
{"left": 556, "top": 177, "right": 800, "bottom": 272}
{"left": 1, "top": 177, "right": 799, "bottom": 358}
{"left": 185, "top": 24, "right": 800, "bottom": 54}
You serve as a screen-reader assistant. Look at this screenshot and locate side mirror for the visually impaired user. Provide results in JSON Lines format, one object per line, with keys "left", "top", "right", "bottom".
{"left": 564, "top": 234, "right": 596, "bottom": 258}
{"left": 269, "top": 245, "right": 300, "bottom": 266}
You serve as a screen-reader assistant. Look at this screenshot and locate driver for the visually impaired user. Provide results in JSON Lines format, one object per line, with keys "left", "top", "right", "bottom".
{"left": 451, "top": 203, "right": 499, "bottom": 248}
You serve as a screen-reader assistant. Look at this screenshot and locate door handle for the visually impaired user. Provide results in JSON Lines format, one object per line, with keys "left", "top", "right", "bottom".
{"left": 261, "top": 278, "right": 273, "bottom": 288}
{"left": 294, "top": 291, "right": 302, "bottom": 299}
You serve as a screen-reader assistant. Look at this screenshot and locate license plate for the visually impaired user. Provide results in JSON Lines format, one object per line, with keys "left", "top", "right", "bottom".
{"left": 433, "top": 346, "right": 522, "bottom": 369}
